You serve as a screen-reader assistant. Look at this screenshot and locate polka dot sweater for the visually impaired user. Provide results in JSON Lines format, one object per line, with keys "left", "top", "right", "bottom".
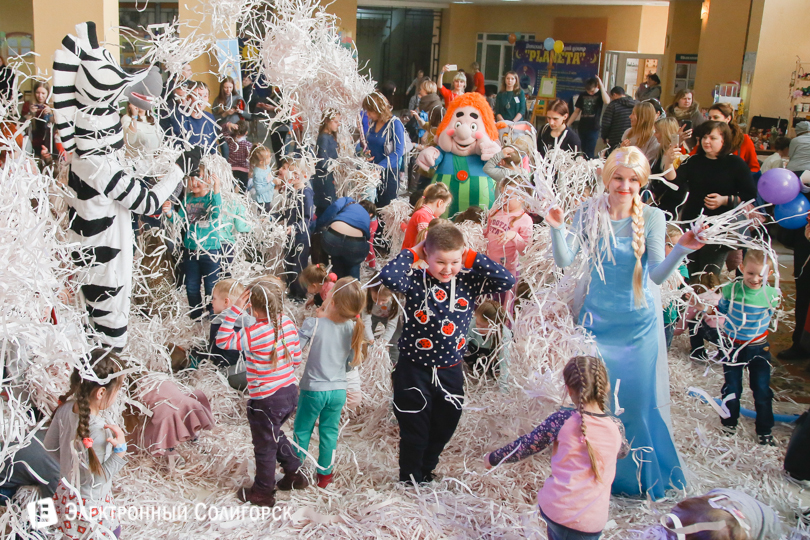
{"left": 380, "top": 249, "right": 515, "bottom": 368}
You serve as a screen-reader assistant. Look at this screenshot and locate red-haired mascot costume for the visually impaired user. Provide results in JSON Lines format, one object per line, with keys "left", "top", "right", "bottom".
{"left": 415, "top": 93, "right": 500, "bottom": 217}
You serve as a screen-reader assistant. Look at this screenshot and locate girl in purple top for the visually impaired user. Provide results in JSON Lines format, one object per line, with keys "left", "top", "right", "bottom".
{"left": 486, "top": 356, "right": 629, "bottom": 540}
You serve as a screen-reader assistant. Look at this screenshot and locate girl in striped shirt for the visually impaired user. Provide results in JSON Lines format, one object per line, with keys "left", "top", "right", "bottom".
{"left": 216, "top": 277, "right": 309, "bottom": 507}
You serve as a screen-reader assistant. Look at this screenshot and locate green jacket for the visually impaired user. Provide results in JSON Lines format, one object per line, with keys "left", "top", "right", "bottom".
{"left": 170, "top": 191, "right": 222, "bottom": 251}
{"left": 218, "top": 201, "right": 251, "bottom": 245}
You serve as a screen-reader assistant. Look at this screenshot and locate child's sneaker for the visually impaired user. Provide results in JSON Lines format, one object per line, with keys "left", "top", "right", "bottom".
{"left": 316, "top": 472, "right": 334, "bottom": 488}
{"left": 720, "top": 425, "right": 737, "bottom": 437}
{"left": 758, "top": 434, "right": 776, "bottom": 446}
{"left": 277, "top": 469, "right": 309, "bottom": 491}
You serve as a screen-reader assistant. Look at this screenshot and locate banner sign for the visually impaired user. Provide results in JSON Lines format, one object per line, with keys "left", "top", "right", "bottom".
{"left": 512, "top": 41, "right": 602, "bottom": 106}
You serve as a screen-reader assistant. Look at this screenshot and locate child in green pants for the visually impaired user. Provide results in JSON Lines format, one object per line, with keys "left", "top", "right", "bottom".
{"left": 294, "top": 277, "right": 367, "bottom": 488}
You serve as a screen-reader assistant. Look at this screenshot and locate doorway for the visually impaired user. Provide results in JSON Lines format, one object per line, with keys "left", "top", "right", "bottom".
{"left": 355, "top": 7, "right": 441, "bottom": 110}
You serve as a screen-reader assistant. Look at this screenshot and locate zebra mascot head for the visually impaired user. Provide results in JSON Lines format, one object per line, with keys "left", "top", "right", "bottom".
{"left": 52, "top": 21, "right": 162, "bottom": 156}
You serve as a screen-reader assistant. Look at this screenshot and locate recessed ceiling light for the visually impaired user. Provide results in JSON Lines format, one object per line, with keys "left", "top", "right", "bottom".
{"left": 453, "top": 1, "right": 472, "bottom": 3}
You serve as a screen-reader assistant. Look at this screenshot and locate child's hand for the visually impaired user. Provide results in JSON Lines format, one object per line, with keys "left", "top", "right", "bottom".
{"left": 162, "top": 200, "right": 172, "bottom": 215}
{"left": 105, "top": 424, "right": 126, "bottom": 450}
{"left": 484, "top": 453, "right": 492, "bottom": 470}
{"left": 545, "top": 206, "right": 564, "bottom": 228}
{"left": 497, "top": 230, "right": 517, "bottom": 245}
{"left": 234, "top": 289, "right": 251, "bottom": 310}
{"left": 305, "top": 297, "right": 314, "bottom": 308}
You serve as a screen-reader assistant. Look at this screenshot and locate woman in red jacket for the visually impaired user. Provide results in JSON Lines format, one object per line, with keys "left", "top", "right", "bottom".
{"left": 707, "top": 102, "right": 760, "bottom": 173}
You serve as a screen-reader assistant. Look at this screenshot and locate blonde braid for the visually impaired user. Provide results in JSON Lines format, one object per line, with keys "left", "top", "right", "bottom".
{"left": 630, "top": 193, "right": 646, "bottom": 307}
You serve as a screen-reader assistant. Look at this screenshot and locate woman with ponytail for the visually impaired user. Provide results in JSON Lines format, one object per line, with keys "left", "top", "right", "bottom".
{"left": 44, "top": 350, "right": 126, "bottom": 539}
{"left": 545, "top": 146, "right": 705, "bottom": 499}
{"left": 486, "top": 356, "right": 628, "bottom": 540}
{"left": 294, "top": 277, "right": 367, "bottom": 489}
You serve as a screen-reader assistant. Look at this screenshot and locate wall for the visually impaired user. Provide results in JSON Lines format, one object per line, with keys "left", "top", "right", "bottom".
{"left": 747, "top": 0, "right": 810, "bottom": 121}
{"left": 1, "top": 1, "right": 34, "bottom": 38}
{"left": 325, "top": 0, "right": 358, "bottom": 39}
{"left": 438, "top": 3, "right": 668, "bottom": 84}
{"left": 692, "top": 0, "right": 751, "bottom": 107}
{"left": 31, "top": 0, "right": 119, "bottom": 77}
{"left": 658, "top": 0, "right": 702, "bottom": 107}
{"left": 637, "top": 5, "right": 669, "bottom": 54}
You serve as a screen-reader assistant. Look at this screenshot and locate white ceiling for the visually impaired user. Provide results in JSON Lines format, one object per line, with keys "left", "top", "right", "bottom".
{"left": 357, "top": 0, "right": 669, "bottom": 8}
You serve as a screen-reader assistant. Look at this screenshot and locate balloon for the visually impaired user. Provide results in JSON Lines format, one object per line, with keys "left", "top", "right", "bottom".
{"left": 758, "top": 168, "right": 801, "bottom": 204}
{"left": 774, "top": 194, "right": 810, "bottom": 230}
{"left": 553, "top": 40, "right": 564, "bottom": 54}
{"left": 508, "top": 33, "right": 517, "bottom": 45}
{"left": 544, "top": 38, "right": 555, "bottom": 50}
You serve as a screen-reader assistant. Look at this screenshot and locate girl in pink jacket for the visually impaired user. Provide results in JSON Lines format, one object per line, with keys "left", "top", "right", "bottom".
{"left": 485, "top": 177, "right": 534, "bottom": 311}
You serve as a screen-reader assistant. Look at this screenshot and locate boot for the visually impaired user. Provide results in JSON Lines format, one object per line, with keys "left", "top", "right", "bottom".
{"left": 277, "top": 469, "right": 309, "bottom": 491}
{"left": 316, "top": 472, "right": 334, "bottom": 488}
{"left": 237, "top": 486, "right": 276, "bottom": 507}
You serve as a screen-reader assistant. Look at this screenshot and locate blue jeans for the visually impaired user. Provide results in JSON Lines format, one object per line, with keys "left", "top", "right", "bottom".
{"left": 322, "top": 228, "right": 369, "bottom": 280}
{"left": 721, "top": 341, "right": 775, "bottom": 435}
{"left": 578, "top": 128, "right": 600, "bottom": 159}
{"left": 376, "top": 168, "right": 399, "bottom": 209}
{"left": 183, "top": 248, "right": 221, "bottom": 319}
{"left": 541, "top": 509, "right": 602, "bottom": 540}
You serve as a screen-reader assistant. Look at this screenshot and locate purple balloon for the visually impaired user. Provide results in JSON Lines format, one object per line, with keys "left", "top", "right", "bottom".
{"left": 758, "top": 168, "right": 801, "bottom": 205}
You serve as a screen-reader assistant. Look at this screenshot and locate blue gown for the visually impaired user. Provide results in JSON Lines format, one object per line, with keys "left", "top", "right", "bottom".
{"left": 551, "top": 204, "right": 691, "bottom": 499}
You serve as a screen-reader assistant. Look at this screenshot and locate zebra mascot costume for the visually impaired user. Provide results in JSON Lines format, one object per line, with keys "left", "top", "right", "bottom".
{"left": 53, "top": 21, "right": 195, "bottom": 349}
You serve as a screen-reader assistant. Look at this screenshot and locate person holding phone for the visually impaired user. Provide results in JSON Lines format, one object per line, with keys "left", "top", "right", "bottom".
{"left": 437, "top": 64, "right": 466, "bottom": 106}
{"left": 666, "top": 89, "right": 704, "bottom": 151}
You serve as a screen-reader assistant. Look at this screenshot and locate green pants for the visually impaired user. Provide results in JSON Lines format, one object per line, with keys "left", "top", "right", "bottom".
{"left": 293, "top": 389, "right": 346, "bottom": 474}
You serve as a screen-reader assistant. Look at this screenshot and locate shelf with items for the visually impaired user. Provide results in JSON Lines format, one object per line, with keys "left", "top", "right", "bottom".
{"left": 789, "top": 57, "right": 810, "bottom": 134}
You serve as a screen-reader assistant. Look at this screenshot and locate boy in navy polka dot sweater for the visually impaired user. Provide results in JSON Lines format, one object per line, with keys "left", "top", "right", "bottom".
{"left": 380, "top": 221, "right": 514, "bottom": 484}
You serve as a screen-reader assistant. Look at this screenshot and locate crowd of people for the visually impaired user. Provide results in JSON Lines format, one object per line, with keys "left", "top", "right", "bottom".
{"left": 2, "top": 43, "right": 809, "bottom": 540}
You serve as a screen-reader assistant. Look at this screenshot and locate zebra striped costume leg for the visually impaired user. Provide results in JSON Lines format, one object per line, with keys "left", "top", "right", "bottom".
{"left": 53, "top": 22, "right": 184, "bottom": 348}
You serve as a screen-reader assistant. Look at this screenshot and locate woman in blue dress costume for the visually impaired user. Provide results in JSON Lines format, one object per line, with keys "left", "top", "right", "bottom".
{"left": 546, "top": 147, "right": 705, "bottom": 499}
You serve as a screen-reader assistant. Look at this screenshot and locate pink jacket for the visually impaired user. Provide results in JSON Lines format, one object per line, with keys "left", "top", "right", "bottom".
{"left": 485, "top": 209, "right": 533, "bottom": 274}
{"left": 537, "top": 412, "right": 625, "bottom": 533}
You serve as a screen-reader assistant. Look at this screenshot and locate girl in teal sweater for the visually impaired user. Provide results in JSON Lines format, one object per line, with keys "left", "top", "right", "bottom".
{"left": 163, "top": 164, "right": 222, "bottom": 319}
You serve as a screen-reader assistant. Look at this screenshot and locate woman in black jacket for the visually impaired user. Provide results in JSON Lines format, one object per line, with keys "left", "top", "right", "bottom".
{"left": 663, "top": 121, "right": 756, "bottom": 279}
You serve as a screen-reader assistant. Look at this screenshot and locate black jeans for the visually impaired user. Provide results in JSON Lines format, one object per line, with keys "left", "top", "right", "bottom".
{"left": 246, "top": 384, "right": 302, "bottom": 494}
{"left": 322, "top": 228, "right": 369, "bottom": 280}
{"left": 721, "top": 341, "right": 775, "bottom": 435}
{"left": 284, "top": 227, "right": 310, "bottom": 297}
{"left": 392, "top": 361, "right": 464, "bottom": 483}
{"left": 793, "top": 231, "right": 810, "bottom": 350}
{"left": 688, "top": 320, "right": 721, "bottom": 359}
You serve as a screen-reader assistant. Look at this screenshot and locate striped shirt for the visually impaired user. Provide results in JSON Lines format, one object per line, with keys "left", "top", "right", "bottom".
{"left": 215, "top": 306, "right": 302, "bottom": 399}
{"left": 717, "top": 281, "right": 780, "bottom": 343}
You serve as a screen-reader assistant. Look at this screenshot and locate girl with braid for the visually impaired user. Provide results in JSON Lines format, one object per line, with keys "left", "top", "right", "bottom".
{"left": 486, "top": 356, "right": 629, "bottom": 540}
{"left": 545, "top": 147, "right": 705, "bottom": 499}
{"left": 44, "top": 350, "right": 126, "bottom": 539}
{"left": 216, "top": 277, "right": 308, "bottom": 507}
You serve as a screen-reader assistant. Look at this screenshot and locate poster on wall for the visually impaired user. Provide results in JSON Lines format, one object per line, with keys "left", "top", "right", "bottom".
{"left": 512, "top": 41, "right": 602, "bottom": 107}
{"left": 215, "top": 39, "right": 243, "bottom": 95}
{"left": 673, "top": 53, "right": 697, "bottom": 95}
